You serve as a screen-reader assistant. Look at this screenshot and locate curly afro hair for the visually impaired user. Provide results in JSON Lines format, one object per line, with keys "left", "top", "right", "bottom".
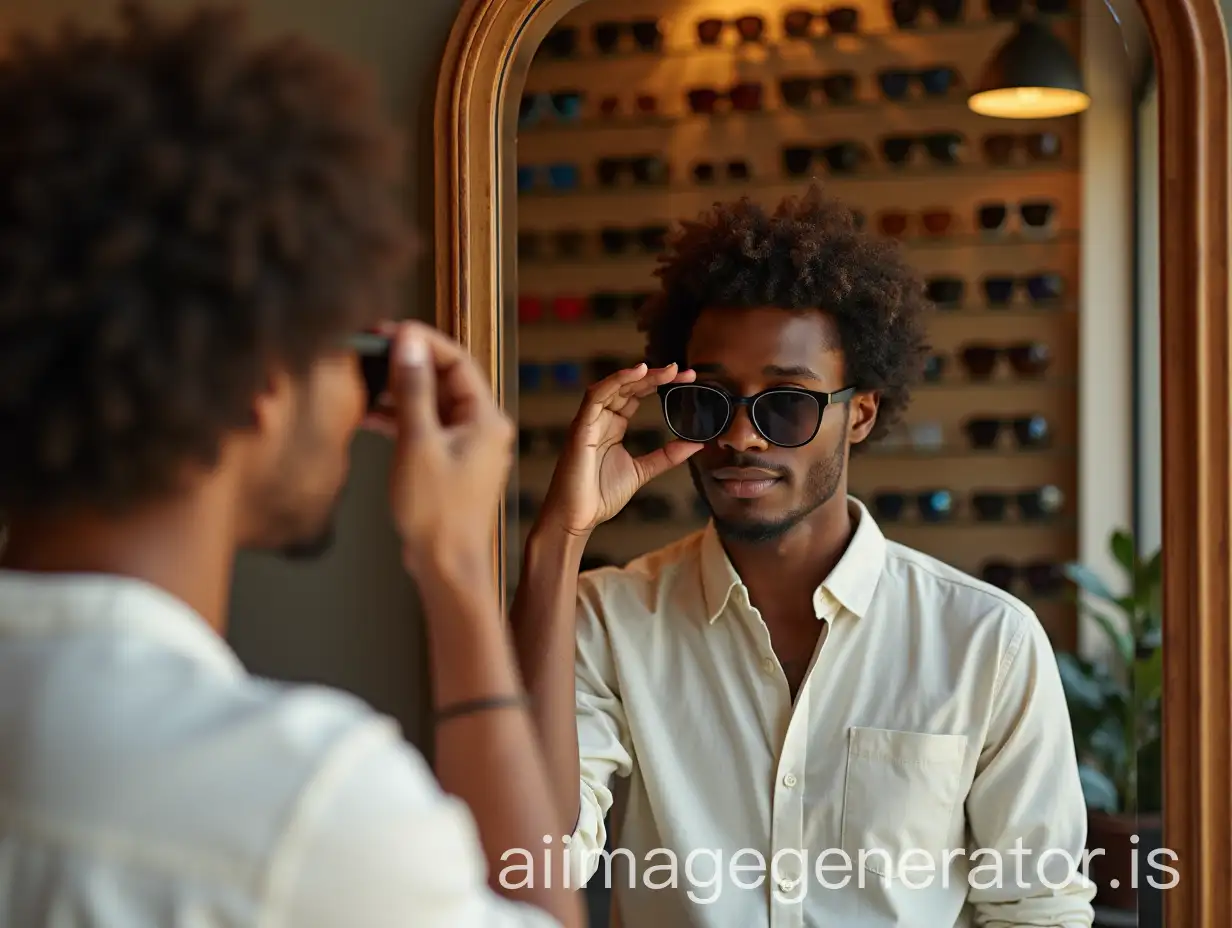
{"left": 638, "top": 185, "right": 933, "bottom": 444}
{"left": 0, "top": 1, "right": 413, "bottom": 515}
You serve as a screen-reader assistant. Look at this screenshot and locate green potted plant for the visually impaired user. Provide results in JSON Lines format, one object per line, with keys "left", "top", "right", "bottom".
{"left": 1055, "top": 528, "right": 1162, "bottom": 914}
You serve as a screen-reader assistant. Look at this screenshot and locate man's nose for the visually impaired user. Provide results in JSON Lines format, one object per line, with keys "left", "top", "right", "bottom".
{"left": 718, "top": 404, "right": 769, "bottom": 452}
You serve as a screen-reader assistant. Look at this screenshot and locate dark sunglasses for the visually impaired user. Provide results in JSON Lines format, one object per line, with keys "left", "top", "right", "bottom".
{"left": 982, "top": 272, "right": 1065, "bottom": 306}
{"left": 890, "top": 0, "right": 966, "bottom": 26}
{"left": 877, "top": 66, "right": 960, "bottom": 100}
{"left": 783, "top": 7, "right": 860, "bottom": 37}
{"left": 963, "top": 414, "right": 1051, "bottom": 449}
{"left": 517, "top": 162, "right": 580, "bottom": 193}
{"left": 598, "top": 94, "right": 659, "bottom": 118}
{"left": 982, "top": 131, "right": 1062, "bottom": 164}
{"left": 692, "top": 159, "right": 751, "bottom": 183}
{"left": 599, "top": 225, "right": 669, "bottom": 255}
{"left": 696, "top": 15, "right": 766, "bottom": 44}
{"left": 518, "top": 228, "right": 586, "bottom": 261}
{"left": 971, "top": 485, "right": 1066, "bottom": 521}
{"left": 959, "top": 342, "right": 1053, "bottom": 379}
{"left": 870, "top": 488, "right": 955, "bottom": 522}
{"left": 517, "top": 295, "right": 587, "bottom": 324}
{"left": 783, "top": 141, "right": 869, "bottom": 176}
{"left": 881, "top": 132, "right": 965, "bottom": 167}
{"left": 540, "top": 27, "right": 578, "bottom": 59}
{"left": 980, "top": 558, "right": 1065, "bottom": 596}
{"left": 596, "top": 155, "right": 669, "bottom": 187}
{"left": 977, "top": 200, "right": 1056, "bottom": 232}
{"left": 593, "top": 20, "right": 663, "bottom": 54}
{"left": 687, "top": 82, "right": 764, "bottom": 114}
{"left": 779, "top": 72, "right": 858, "bottom": 107}
{"left": 658, "top": 382, "right": 856, "bottom": 447}
{"left": 987, "top": 0, "right": 1071, "bottom": 17}
{"left": 519, "top": 359, "right": 585, "bottom": 392}
{"left": 519, "top": 91, "right": 584, "bottom": 127}
{"left": 925, "top": 276, "right": 966, "bottom": 307}
{"left": 590, "top": 291, "right": 651, "bottom": 320}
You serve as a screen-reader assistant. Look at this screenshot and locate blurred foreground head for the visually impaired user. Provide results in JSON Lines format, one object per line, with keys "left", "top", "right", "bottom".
{"left": 0, "top": 1, "right": 413, "bottom": 559}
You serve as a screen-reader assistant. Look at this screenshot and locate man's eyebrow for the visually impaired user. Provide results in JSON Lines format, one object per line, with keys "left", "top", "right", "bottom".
{"left": 764, "top": 364, "right": 823, "bottom": 380}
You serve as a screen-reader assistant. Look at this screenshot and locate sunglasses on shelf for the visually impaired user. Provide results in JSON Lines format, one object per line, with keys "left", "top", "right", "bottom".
{"left": 982, "top": 131, "right": 1063, "bottom": 164}
{"left": 870, "top": 488, "right": 956, "bottom": 522}
{"left": 695, "top": 15, "right": 766, "bottom": 44}
{"left": 596, "top": 155, "right": 669, "bottom": 187}
{"left": 783, "top": 141, "right": 870, "bottom": 177}
{"left": 599, "top": 225, "right": 669, "bottom": 255}
{"left": 598, "top": 94, "right": 659, "bottom": 118}
{"left": 976, "top": 199, "right": 1057, "bottom": 232}
{"left": 925, "top": 276, "right": 965, "bottom": 307}
{"left": 517, "top": 295, "right": 588, "bottom": 324}
{"left": 593, "top": 19, "right": 663, "bottom": 54}
{"left": 590, "top": 291, "right": 652, "bottom": 319}
{"left": 881, "top": 132, "right": 965, "bottom": 166}
{"left": 971, "top": 485, "right": 1066, "bottom": 521}
{"left": 982, "top": 272, "right": 1065, "bottom": 305}
{"left": 963, "top": 414, "right": 1051, "bottom": 449}
{"left": 982, "top": 558, "right": 1066, "bottom": 596}
{"left": 517, "top": 162, "right": 580, "bottom": 193}
{"left": 519, "top": 91, "right": 584, "bottom": 127}
{"left": 692, "top": 159, "right": 752, "bottom": 183}
{"left": 986, "top": 0, "right": 1071, "bottom": 18}
{"left": 518, "top": 229, "right": 586, "bottom": 261}
{"left": 519, "top": 359, "right": 586, "bottom": 392}
{"left": 877, "top": 66, "right": 960, "bottom": 100}
{"left": 890, "top": 0, "right": 966, "bottom": 26}
{"left": 519, "top": 425, "right": 572, "bottom": 455}
{"left": 540, "top": 26, "right": 578, "bottom": 59}
{"left": 782, "top": 7, "right": 861, "bottom": 37}
{"left": 958, "top": 341, "right": 1053, "bottom": 378}
{"left": 687, "top": 82, "right": 765, "bottom": 114}
{"left": 659, "top": 382, "right": 857, "bottom": 447}
{"left": 779, "top": 72, "right": 858, "bottom": 107}
{"left": 878, "top": 208, "right": 954, "bottom": 238}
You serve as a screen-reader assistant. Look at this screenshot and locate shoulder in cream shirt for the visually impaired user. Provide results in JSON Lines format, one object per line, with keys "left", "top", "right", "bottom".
{"left": 563, "top": 497, "right": 1096, "bottom": 928}
{"left": 0, "top": 569, "right": 558, "bottom": 928}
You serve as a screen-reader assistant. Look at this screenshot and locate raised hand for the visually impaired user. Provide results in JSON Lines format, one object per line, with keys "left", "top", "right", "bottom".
{"left": 537, "top": 361, "right": 702, "bottom": 538}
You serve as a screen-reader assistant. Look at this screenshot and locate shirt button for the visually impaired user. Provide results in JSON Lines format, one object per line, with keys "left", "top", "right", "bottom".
{"left": 783, "top": 773, "right": 798, "bottom": 788}
{"left": 762, "top": 657, "right": 776, "bottom": 675}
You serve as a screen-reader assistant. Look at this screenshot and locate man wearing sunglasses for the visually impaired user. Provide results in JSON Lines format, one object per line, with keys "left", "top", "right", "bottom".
{"left": 511, "top": 189, "right": 1094, "bottom": 926}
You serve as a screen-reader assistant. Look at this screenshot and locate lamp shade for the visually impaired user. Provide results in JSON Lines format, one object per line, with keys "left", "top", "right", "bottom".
{"left": 967, "top": 21, "right": 1090, "bottom": 119}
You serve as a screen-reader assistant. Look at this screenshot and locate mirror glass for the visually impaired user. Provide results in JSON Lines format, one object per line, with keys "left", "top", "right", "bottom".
{"left": 506, "top": 1, "right": 1162, "bottom": 924}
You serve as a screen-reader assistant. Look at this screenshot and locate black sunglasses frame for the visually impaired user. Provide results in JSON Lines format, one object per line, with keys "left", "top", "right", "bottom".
{"left": 658, "top": 382, "right": 857, "bottom": 447}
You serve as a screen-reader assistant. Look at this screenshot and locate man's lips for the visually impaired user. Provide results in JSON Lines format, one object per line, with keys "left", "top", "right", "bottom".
{"left": 708, "top": 467, "right": 783, "bottom": 499}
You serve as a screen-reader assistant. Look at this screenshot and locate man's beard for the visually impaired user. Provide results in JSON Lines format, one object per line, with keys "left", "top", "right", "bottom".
{"left": 690, "top": 430, "right": 847, "bottom": 545}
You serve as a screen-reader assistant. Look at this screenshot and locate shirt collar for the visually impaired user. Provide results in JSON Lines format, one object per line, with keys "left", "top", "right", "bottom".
{"left": 0, "top": 569, "right": 244, "bottom": 678}
{"left": 699, "top": 495, "right": 887, "bottom": 624}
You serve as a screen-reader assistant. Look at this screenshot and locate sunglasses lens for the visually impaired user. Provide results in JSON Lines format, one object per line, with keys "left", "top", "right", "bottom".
{"left": 754, "top": 391, "right": 821, "bottom": 446}
{"left": 873, "top": 492, "right": 906, "bottom": 521}
{"left": 983, "top": 277, "right": 1015, "bottom": 305}
{"left": 972, "top": 492, "right": 1007, "bottom": 521}
{"left": 1012, "top": 415, "right": 1050, "bottom": 447}
{"left": 966, "top": 418, "right": 1001, "bottom": 448}
{"left": 917, "top": 489, "right": 954, "bottom": 522}
{"left": 663, "top": 385, "right": 729, "bottom": 442}
{"left": 1027, "top": 273, "right": 1064, "bottom": 302}
{"left": 1024, "top": 561, "right": 1063, "bottom": 595}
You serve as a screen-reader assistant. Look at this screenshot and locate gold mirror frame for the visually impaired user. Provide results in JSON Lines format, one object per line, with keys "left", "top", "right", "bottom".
{"left": 433, "top": 0, "right": 1232, "bottom": 920}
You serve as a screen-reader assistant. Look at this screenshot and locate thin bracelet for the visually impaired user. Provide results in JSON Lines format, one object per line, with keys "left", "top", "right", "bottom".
{"left": 433, "top": 693, "right": 528, "bottom": 724}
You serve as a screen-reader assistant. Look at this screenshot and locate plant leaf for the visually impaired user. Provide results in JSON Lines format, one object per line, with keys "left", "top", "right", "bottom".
{"left": 1063, "top": 562, "right": 1118, "bottom": 604}
{"left": 1110, "top": 529, "right": 1136, "bottom": 574}
{"left": 1056, "top": 652, "right": 1108, "bottom": 711}
{"left": 1078, "top": 764, "right": 1121, "bottom": 812}
{"left": 1078, "top": 605, "right": 1134, "bottom": 665}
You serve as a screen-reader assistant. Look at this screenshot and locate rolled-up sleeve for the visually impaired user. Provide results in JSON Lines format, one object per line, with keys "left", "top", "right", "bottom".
{"left": 965, "top": 613, "right": 1097, "bottom": 927}
{"left": 564, "top": 571, "right": 634, "bottom": 890}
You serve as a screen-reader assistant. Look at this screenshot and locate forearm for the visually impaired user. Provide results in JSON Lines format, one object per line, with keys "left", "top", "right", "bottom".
{"left": 417, "top": 556, "right": 585, "bottom": 928}
{"left": 510, "top": 524, "right": 588, "bottom": 837}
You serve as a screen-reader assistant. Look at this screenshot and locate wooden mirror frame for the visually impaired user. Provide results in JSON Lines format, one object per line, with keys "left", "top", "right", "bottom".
{"left": 433, "top": 0, "right": 1231, "bottom": 921}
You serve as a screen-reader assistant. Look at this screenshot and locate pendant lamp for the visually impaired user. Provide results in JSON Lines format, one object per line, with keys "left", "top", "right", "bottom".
{"left": 967, "top": 20, "right": 1090, "bottom": 119}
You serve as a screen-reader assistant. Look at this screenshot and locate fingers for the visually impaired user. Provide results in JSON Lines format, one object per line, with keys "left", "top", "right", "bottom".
{"left": 389, "top": 326, "right": 438, "bottom": 444}
{"left": 632, "top": 439, "right": 704, "bottom": 484}
{"left": 582, "top": 362, "right": 694, "bottom": 425}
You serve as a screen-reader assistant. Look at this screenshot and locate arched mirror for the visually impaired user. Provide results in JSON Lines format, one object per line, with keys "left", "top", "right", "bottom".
{"left": 435, "top": 0, "right": 1230, "bottom": 924}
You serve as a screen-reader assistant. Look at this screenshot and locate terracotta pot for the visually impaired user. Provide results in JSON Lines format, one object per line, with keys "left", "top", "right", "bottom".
{"left": 1086, "top": 810, "right": 1163, "bottom": 912}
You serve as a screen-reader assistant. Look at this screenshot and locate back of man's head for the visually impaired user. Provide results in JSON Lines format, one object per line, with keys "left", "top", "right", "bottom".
{"left": 0, "top": 1, "right": 413, "bottom": 556}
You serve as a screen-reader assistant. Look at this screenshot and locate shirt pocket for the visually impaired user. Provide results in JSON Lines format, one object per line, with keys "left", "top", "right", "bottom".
{"left": 839, "top": 726, "right": 969, "bottom": 878}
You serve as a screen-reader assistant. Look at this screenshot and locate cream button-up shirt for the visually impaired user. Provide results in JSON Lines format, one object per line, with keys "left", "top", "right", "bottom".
{"left": 564, "top": 498, "right": 1095, "bottom": 928}
{"left": 0, "top": 570, "right": 558, "bottom": 928}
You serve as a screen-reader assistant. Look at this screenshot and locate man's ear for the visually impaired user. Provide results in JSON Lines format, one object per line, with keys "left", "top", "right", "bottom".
{"left": 247, "top": 366, "right": 295, "bottom": 442}
{"left": 848, "top": 391, "right": 880, "bottom": 445}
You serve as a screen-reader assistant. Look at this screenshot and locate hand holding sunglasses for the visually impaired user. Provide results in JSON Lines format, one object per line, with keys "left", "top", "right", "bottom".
{"left": 532, "top": 362, "right": 702, "bottom": 539}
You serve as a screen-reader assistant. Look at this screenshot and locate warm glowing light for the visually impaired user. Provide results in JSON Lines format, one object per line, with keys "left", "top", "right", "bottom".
{"left": 967, "top": 87, "right": 1091, "bottom": 119}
